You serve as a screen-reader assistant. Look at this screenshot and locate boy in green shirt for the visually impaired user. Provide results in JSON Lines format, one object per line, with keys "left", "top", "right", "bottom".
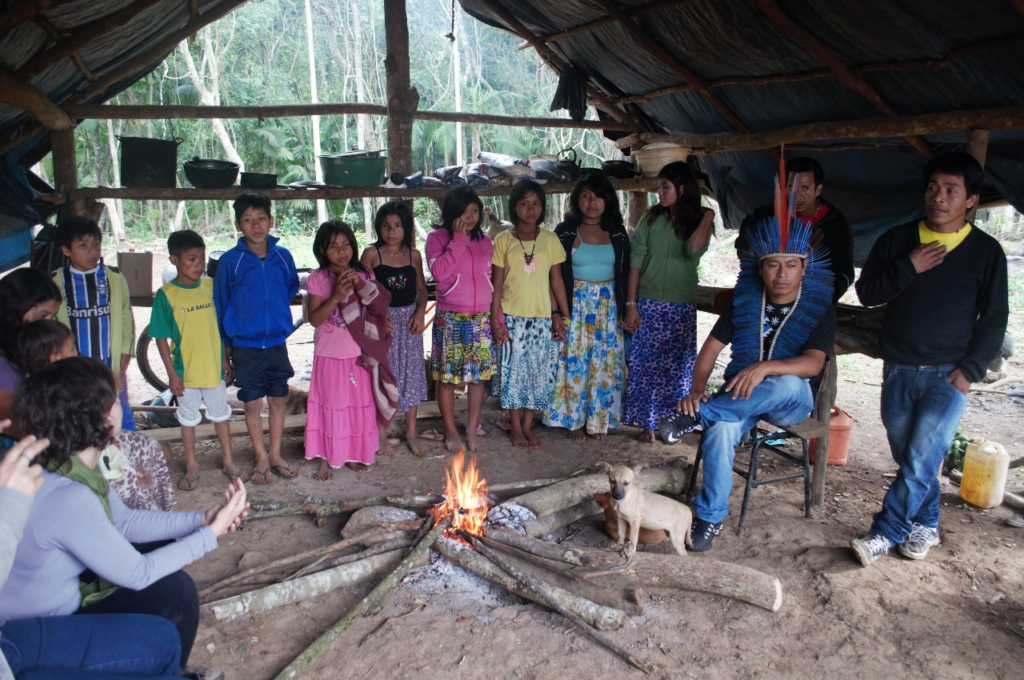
{"left": 150, "top": 230, "right": 243, "bottom": 490}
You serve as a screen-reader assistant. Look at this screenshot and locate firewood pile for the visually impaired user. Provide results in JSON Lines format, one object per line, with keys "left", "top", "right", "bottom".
{"left": 198, "top": 456, "right": 783, "bottom": 677}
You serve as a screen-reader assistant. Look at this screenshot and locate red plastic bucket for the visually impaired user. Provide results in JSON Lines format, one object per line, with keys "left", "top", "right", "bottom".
{"left": 809, "top": 407, "right": 852, "bottom": 465}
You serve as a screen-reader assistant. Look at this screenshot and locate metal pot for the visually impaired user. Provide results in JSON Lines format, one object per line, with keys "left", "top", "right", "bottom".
{"left": 118, "top": 136, "right": 183, "bottom": 188}
{"left": 183, "top": 158, "right": 239, "bottom": 188}
{"left": 241, "top": 172, "right": 278, "bottom": 189}
{"left": 600, "top": 160, "right": 642, "bottom": 180}
{"left": 555, "top": 148, "right": 582, "bottom": 181}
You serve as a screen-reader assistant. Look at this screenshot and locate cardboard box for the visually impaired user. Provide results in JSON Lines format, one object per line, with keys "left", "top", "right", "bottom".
{"left": 117, "top": 251, "right": 153, "bottom": 298}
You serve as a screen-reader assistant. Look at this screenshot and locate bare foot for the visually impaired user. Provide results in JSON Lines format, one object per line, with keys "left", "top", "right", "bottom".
{"left": 590, "top": 433, "right": 606, "bottom": 441}
{"left": 378, "top": 433, "right": 395, "bottom": 457}
{"left": 314, "top": 460, "right": 333, "bottom": 481}
{"left": 466, "top": 430, "right": 480, "bottom": 453}
{"left": 345, "top": 462, "right": 369, "bottom": 472}
{"left": 406, "top": 435, "right": 423, "bottom": 457}
{"left": 509, "top": 430, "right": 531, "bottom": 450}
{"left": 523, "top": 422, "right": 541, "bottom": 449}
{"left": 445, "top": 431, "right": 464, "bottom": 453}
{"left": 568, "top": 428, "right": 587, "bottom": 441}
{"left": 183, "top": 460, "right": 199, "bottom": 481}
{"left": 637, "top": 429, "right": 656, "bottom": 443}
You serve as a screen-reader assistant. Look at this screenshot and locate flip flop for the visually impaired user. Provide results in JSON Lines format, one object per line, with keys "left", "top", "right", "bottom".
{"left": 178, "top": 474, "right": 200, "bottom": 491}
{"left": 492, "top": 417, "right": 511, "bottom": 432}
{"left": 270, "top": 464, "right": 298, "bottom": 479}
{"left": 420, "top": 429, "right": 445, "bottom": 442}
{"left": 250, "top": 468, "right": 273, "bottom": 485}
{"left": 475, "top": 423, "right": 487, "bottom": 437}
{"left": 222, "top": 467, "right": 251, "bottom": 484}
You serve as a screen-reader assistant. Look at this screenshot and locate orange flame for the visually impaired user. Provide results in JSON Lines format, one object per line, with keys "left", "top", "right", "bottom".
{"left": 434, "top": 450, "right": 489, "bottom": 539}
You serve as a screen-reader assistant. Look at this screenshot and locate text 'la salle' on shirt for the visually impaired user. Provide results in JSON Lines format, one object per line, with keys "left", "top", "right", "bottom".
{"left": 149, "top": 277, "right": 223, "bottom": 388}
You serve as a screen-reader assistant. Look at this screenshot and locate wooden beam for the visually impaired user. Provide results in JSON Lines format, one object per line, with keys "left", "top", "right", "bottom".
{"left": 77, "top": 0, "right": 249, "bottom": 101}
{"left": 526, "top": 0, "right": 700, "bottom": 47}
{"left": 966, "top": 128, "right": 989, "bottom": 224}
{"left": 615, "top": 105, "right": 1024, "bottom": 154}
{"left": 384, "top": 0, "right": 416, "bottom": 181}
{"left": 594, "top": 0, "right": 752, "bottom": 134}
{"left": 16, "top": 0, "right": 165, "bottom": 81}
{"left": 616, "top": 33, "right": 1024, "bottom": 105}
{"left": 62, "top": 177, "right": 660, "bottom": 204}
{"left": 50, "top": 128, "right": 78, "bottom": 198}
{"left": 474, "top": 0, "right": 633, "bottom": 125}
{"left": 62, "top": 103, "right": 639, "bottom": 131}
{"left": 0, "top": 70, "right": 75, "bottom": 131}
{"left": 28, "top": 15, "right": 94, "bottom": 81}
{"left": 0, "top": 0, "right": 66, "bottom": 37}
{"left": 751, "top": 0, "right": 932, "bottom": 158}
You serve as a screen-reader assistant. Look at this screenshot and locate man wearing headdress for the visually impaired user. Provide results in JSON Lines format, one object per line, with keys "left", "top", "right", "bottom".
{"left": 850, "top": 153, "right": 1008, "bottom": 566}
{"left": 659, "top": 166, "right": 836, "bottom": 552}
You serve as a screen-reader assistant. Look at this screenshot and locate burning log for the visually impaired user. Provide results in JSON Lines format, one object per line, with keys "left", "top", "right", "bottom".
{"left": 431, "top": 536, "right": 627, "bottom": 631}
{"left": 198, "top": 520, "right": 423, "bottom": 600}
{"left": 485, "top": 530, "right": 783, "bottom": 613}
{"left": 505, "top": 460, "right": 691, "bottom": 520}
{"left": 471, "top": 538, "right": 654, "bottom": 675}
{"left": 272, "top": 514, "right": 451, "bottom": 680}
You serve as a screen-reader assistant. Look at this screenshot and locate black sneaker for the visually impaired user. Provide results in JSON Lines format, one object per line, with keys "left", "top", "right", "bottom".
{"left": 689, "top": 517, "right": 723, "bottom": 552}
{"left": 658, "top": 410, "right": 699, "bottom": 445}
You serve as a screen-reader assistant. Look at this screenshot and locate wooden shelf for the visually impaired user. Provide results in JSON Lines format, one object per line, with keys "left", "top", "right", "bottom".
{"left": 59, "top": 177, "right": 660, "bottom": 203}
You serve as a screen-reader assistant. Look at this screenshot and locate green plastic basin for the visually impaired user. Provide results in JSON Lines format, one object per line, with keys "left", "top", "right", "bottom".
{"left": 319, "top": 154, "right": 388, "bottom": 187}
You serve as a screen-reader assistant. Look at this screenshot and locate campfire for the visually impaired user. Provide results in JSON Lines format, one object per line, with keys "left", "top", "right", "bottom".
{"left": 433, "top": 451, "right": 490, "bottom": 540}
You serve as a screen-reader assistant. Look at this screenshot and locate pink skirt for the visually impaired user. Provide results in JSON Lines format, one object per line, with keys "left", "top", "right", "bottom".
{"left": 305, "top": 355, "right": 378, "bottom": 467}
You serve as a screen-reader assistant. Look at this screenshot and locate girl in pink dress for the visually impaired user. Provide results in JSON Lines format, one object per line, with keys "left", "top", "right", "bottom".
{"left": 305, "top": 221, "right": 392, "bottom": 479}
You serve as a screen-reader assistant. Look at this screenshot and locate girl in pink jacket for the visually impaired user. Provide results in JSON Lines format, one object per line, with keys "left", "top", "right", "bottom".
{"left": 425, "top": 186, "right": 494, "bottom": 453}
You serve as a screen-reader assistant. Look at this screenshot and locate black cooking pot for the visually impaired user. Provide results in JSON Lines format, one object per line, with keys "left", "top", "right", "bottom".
{"left": 555, "top": 148, "right": 582, "bottom": 181}
{"left": 118, "top": 136, "right": 183, "bottom": 188}
{"left": 183, "top": 158, "right": 239, "bottom": 188}
{"left": 241, "top": 172, "right": 278, "bottom": 189}
{"left": 600, "top": 160, "right": 642, "bottom": 179}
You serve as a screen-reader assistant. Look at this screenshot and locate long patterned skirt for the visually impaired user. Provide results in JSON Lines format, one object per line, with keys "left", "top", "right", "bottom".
{"left": 387, "top": 303, "right": 428, "bottom": 412}
{"left": 305, "top": 355, "right": 378, "bottom": 467}
{"left": 625, "top": 298, "right": 698, "bottom": 431}
{"left": 106, "top": 431, "right": 176, "bottom": 511}
{"left": 545, "top": 280, "right": 624, "bottom": 435}
{"left": 492, "top": 315, "right": 554, "bottom": 410}
{"left": 430, "top": 310, "right": 494, "bottom": 384}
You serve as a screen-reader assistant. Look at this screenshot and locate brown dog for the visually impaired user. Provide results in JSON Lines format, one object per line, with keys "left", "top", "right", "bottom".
{"left": 593, "top": 493, "right": 669, "bottom": 545}
{"left": 599, "top": 462, "right": 693, "bottom": 557}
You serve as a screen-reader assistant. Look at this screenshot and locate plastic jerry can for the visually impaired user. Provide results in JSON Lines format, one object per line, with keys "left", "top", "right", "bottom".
{"left": 959, "top": 439, "right": 1010, "bottom": 509}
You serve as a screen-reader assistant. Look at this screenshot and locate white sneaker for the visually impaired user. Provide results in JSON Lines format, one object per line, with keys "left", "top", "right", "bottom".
{"left": 850, "top": 533, "right": 892, "bottom": 567}
{"left": 897, "top": 523, "right": 940, "bottom": 560}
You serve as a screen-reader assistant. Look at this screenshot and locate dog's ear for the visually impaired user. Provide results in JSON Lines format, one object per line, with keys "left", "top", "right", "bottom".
{"left": 632, "top": 463, "right": 645, "bottom": 477}
{"left": 596, "top": 461, "right": 612, "bottom": 472}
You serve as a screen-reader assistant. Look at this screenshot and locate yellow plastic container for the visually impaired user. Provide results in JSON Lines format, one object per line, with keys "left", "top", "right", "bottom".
{"left": 959, "top": 439, "right": 1009, "bottom": 509}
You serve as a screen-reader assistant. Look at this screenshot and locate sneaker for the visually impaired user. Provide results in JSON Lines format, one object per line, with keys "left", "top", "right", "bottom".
{"left": 689, "top": 517, "right": 723, "bottom": 552}
{"left": 658, "top": 410, "right": 699, "bottom": 445}
{"left": 183, "top": 668, "right": 224, "bottom": 680}
{"left": 850, "top": 533, "right": 892, "bottom": 566}
{"left": 897, "top": 523, "right": 940, "bottom": 560}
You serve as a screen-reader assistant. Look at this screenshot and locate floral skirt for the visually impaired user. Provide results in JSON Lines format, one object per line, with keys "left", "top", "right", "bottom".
{"left": 388, "top": 303, "right": 428, "bottom": 412}
{"left": 545, "top": 280, "right": 624, "bottom": 435}
{"left": 492, "top": 315, "right": 554, "bottom": 411}
{"left": 305, "top": 355, "right": 378, "bottom": 467}
{"left": 624, "top": 298, "right": 697, "bottom": 431}
{"left": 430, "top": 310, "right": 494, "bottom": 384}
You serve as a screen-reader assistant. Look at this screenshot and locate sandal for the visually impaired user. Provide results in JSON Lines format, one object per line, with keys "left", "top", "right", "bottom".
{"left": 178, "top": 474, "right": 200, "bottom": 491}
{"left": 250, "top": 468, "right": 273, "bottom": 485}
{"left": 420, "top": 429, "right": 445, "bottom": 442}
{"left": 222, "top": 467, "right": 251, "bottom": 484}
{"left": 270, "top": 464, "right": 298, "bottom": 479}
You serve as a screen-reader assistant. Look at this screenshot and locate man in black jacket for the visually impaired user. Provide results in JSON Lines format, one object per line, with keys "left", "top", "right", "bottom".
{"left": 736, "top": 157, "right": 855, "bottom": 303}
{"left": 850, "top": 152, "right": 1008, "bottom": 567}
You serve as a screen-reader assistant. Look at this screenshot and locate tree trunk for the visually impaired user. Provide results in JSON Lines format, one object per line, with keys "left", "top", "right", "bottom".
{"left": 352, "top": 1, "right": 373, "bottom": 235}
{"left": 178, "top": 36, "right": 244, "bottom": 171}
{"left": 304, "top": 0, "right": 327, "bottom": 224}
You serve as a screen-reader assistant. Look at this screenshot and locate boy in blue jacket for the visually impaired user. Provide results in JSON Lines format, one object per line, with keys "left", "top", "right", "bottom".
{"left": 214, "top": 193, "right": 300, "bottom": 484}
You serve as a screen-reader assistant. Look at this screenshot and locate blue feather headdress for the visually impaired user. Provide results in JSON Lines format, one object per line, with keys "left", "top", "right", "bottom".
{"left": 727, "top": 155, "right": 834, "bottom": 376}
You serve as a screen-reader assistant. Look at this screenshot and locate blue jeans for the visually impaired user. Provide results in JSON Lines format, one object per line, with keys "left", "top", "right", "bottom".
{"left": 870, "top": 363, "right": 966, "bottom": 544}
{"left": 0, "top": 614, "right": 180, "bottom": 678}
{"left": 692, "top": 375, "right": 814, "bottom": 523}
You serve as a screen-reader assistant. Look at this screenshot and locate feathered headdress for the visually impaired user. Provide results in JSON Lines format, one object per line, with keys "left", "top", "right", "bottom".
{"left": 743, "top": 154, "right": 815, "bottom": 261}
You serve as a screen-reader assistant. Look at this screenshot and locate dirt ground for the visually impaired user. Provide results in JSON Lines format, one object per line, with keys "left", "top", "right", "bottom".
{"left": 120, "top": 238, "right": 1023, "bottom": 680}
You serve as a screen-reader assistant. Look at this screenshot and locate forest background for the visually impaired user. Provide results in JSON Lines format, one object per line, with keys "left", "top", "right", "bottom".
{"left": 34, "top": 0, "right": 635, "bottom": 265}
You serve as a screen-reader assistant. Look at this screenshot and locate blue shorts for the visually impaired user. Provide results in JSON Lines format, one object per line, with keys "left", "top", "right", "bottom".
{"left": 231, "top": 345, "right": 293, "bottom": 402}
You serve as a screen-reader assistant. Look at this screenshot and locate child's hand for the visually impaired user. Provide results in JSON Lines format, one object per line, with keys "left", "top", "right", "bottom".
{"left": 169, "top": 373, "right": 185, "bottom": 398}
{"left": 492, "top": 322, "right": 509, "bottom": 346}
{"left": 136, "top": 469, "right": 153, "bottom": 490}
{"left": 409, "top": 310, "right": 426, "bottom": 335}
{"left": 333, "top": 270, "right": 355, "bottom": 300}
{"left": 385, "top": 315, "right": 396, "bottom": 335}
{"left": 552, "top": 314, "right": 567, "bottom": 342}
{"left": 223, "top": 361, "right": 233, "bottom": 387}
{"left": 120, "top": 353, "right": 131, "bottom": 375}
{"left": 623, "top": 305, "right": 641, "bottom": 333}
{"left": 453, "top": 216, "right": 471, "bottom": 235}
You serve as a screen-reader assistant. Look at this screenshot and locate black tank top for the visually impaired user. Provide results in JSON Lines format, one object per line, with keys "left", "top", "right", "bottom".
{"left": 372, "top": 247, "right": 418, "bottom": 307}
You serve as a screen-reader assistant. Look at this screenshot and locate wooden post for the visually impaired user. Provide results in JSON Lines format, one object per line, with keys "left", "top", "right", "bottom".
{"left": 384, "top": 0, "right": 417, "bottom": 185}
{"left": 966, "top": 128, "right": 989, "bottom": 224}
{"left": 811, "top": 356, "right": 838, "bottom": 508}
{"left": 627, "top": 191, "right": 646, "bottom": 236}
{"left": 50, "top": 128, "right": 78, "bottom": 199}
